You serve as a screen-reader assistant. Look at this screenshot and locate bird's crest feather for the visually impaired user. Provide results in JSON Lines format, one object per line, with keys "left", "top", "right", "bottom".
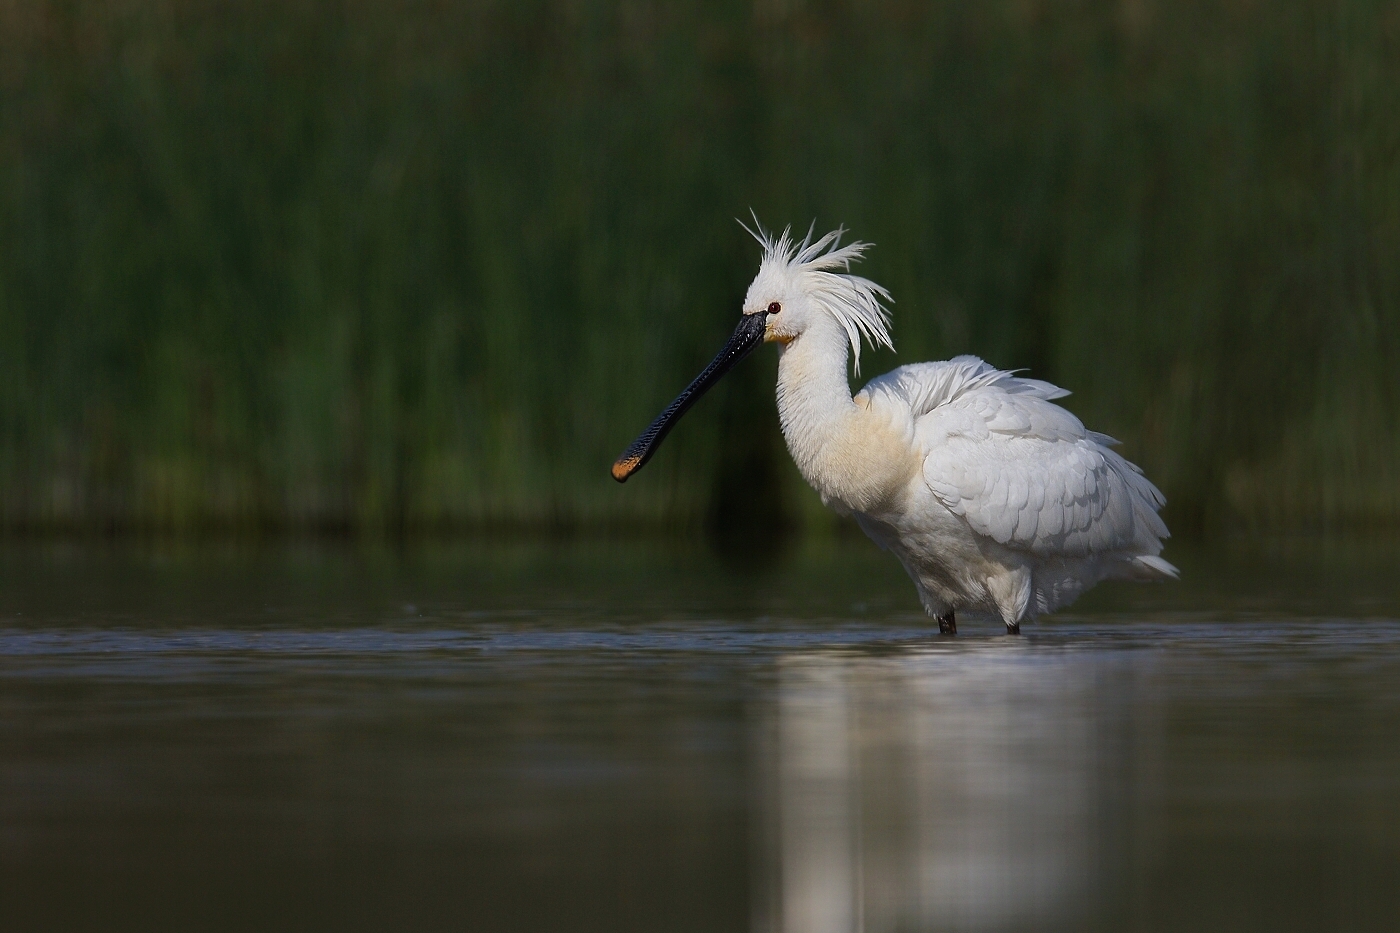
{"left": 740, "top": 215, "right": 893, "bottom": 375}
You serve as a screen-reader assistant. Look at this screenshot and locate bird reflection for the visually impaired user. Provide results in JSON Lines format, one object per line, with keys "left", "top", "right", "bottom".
{"left": 755, "top": 647, "right": 1126, "bottom": 933}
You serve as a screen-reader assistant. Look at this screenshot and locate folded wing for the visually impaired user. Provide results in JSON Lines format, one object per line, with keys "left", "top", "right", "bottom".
{"left": 861, "top": 356, "right": 1168, "bottom": 558}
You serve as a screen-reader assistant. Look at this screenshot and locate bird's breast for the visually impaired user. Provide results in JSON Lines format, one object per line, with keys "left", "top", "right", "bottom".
{"left": 781, "top": 409, "right": 921, "bottom": 515}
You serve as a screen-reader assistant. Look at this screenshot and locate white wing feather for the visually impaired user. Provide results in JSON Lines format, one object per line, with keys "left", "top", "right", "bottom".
{"left": 862, "top": 356, "right": 1169, "bottom": 558}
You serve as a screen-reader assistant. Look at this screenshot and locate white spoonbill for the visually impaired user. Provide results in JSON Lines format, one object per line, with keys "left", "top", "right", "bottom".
{"left": 612, "top": 224, "right": 1175, "bottom": 634}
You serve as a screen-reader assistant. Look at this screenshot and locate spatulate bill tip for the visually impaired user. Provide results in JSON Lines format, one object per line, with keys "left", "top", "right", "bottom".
{"left": 611, "top": 456, "right": 641, "bottom": 482}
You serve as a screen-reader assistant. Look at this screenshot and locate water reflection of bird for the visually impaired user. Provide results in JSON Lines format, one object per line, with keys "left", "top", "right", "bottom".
{"left": 613, "top": 224, "right": 1175, "bottom": 634}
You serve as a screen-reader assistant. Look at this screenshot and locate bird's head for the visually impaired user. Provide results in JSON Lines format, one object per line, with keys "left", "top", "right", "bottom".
{"left": 741, "top": 221, "right": 893, "bottom": 371}
{"left": 610, "top": 219, "right": 892, "bottom": 483}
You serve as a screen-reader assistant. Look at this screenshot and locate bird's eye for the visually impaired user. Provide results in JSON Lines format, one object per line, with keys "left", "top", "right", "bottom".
{"left": 767, "top": 302, "right": 781, "bottom": 314}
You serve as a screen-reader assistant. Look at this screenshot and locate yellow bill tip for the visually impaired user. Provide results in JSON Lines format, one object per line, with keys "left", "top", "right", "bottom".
{"left": 611, "top": 456, "right": 641, "bottom": 482}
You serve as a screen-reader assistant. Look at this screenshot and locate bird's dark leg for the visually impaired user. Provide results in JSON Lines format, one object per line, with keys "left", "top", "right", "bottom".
{"left": 1005, "top": 620, "right": 1021, "bottom": 635}
{"left": 937, "top": 610, "right": 957, "bottom": 636}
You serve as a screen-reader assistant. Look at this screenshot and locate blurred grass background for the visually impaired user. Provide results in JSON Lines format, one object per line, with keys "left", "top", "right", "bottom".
{"left": 0, "top": 0, "right": 1396, "bottom": 538}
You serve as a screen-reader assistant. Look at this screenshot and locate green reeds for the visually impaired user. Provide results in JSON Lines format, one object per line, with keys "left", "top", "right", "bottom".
{"left": 0, "top": 0, "right": 1396, "bottom": 535}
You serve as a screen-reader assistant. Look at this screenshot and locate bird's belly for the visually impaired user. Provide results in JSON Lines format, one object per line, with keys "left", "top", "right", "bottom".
{"left": 854, "top": 487, "right": 1005, "bottom": 613}
{"left": 857, "top": 485, "right": 1126, "bottom": 621}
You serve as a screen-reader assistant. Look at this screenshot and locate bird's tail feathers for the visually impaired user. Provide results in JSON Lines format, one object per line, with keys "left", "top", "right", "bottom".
{"left": 1129, "top": 554, "right": 1179, "bottom": 580}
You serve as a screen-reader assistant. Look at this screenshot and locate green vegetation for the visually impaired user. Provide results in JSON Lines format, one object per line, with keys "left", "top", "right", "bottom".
{"left": 1, "top": 0, "right": 1396, "bottom": 535}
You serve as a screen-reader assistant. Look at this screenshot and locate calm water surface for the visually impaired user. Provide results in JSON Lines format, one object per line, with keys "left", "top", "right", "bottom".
{"left": 2, "top": 537, "right": 1398, "bottom": 932}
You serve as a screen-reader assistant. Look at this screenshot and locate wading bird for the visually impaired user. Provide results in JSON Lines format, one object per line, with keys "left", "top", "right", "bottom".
{"left": 612, "top": 224, "right": 1175, "bottom": 634}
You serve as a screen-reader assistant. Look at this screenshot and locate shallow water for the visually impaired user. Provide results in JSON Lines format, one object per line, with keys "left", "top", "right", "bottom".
{"left": 2, "top": 536, "right": 1399, "bottom": 932}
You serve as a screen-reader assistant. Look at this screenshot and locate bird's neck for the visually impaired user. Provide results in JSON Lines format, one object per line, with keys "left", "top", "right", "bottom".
{"left": 775, "top": 318, "right": 906, "bottom": 512}
{"left": 776, "top": 318, "right": 856, "bottom": 432}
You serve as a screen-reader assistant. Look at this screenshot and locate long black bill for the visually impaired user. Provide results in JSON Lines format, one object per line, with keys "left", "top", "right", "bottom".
{"left": 611, "top": 312, "right": 769, "bottom": 482}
